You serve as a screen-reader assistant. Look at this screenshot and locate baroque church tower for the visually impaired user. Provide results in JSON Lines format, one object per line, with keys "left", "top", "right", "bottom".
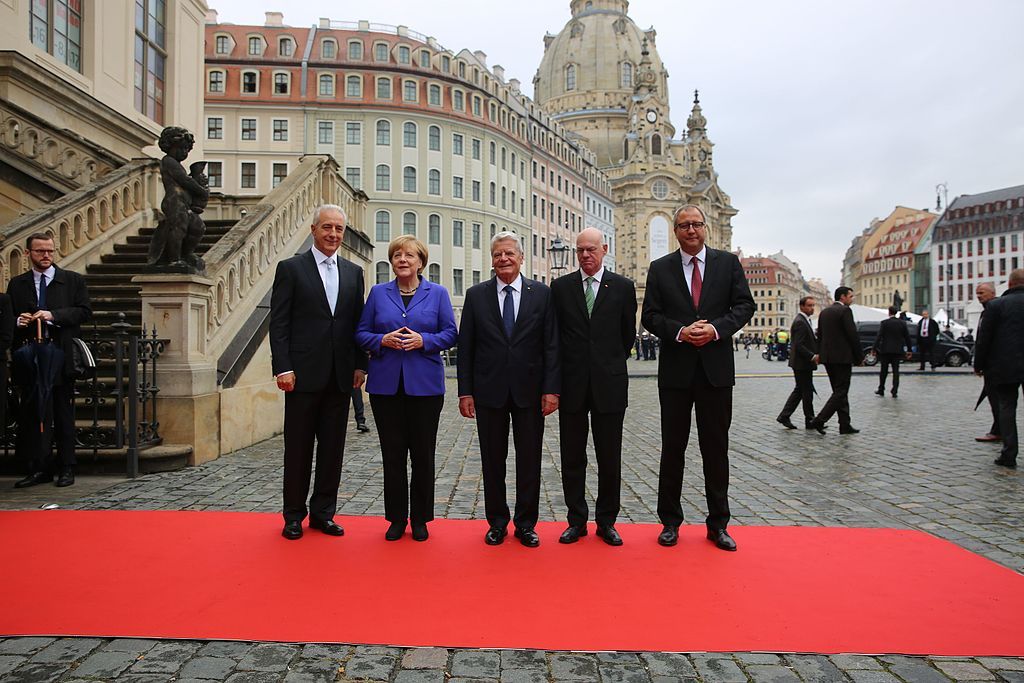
{"left": 534, "top": 0, "right": 736, "bottom": 296}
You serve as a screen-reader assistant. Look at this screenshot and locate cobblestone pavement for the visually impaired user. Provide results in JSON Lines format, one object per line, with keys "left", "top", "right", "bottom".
{"left": 1, "top": 356, "right": 1021, "bottom": 682}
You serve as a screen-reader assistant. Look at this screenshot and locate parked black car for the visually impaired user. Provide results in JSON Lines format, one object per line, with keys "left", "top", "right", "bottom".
{"left": 855, "top": 320, "right": 971, "bottom": 368}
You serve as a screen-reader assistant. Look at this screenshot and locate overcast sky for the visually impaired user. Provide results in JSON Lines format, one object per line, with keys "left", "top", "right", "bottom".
{"left": 208, "top": 0, "right": 1024, "bottom": 288}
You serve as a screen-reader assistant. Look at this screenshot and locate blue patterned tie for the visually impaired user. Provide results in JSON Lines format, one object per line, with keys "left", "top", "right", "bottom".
{"left": 502, "top": 285, "right": 515, "bottom": 337}
{"left": 38, "top": 273, "right": 47, "bottom": 309}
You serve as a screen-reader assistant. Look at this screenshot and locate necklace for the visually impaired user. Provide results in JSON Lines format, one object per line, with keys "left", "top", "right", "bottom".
{"left": 399, "top": 285, "right": 419, "bottom": 294}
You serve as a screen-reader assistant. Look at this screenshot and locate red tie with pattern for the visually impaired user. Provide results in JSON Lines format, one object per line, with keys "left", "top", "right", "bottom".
{"left": 690, "top": 256, "right": 702, "bottom": 308}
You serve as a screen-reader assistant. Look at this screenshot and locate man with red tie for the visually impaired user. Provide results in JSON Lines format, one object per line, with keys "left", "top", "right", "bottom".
{"left": 641, "top": 205, "right": 754, "bottom": 551}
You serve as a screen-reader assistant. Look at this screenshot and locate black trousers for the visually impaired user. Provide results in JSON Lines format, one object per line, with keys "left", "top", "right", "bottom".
{"left": 476, "top": 394, "right": 544, "bottom": 530}
{"left": 656, "top": 363, "right": 732, "bottom": 531}
{"left": 779, "top": 367, "right": 815, "bottom": 425}
{"left": 17, "top": 380, "right": 76, "bottom": 473}
{"left": 995, "top": 383, "right": 1021, "bottom": 462}
{"left": 282, "top": 367, "right": 349, "bottom": 524}
{"left": 558, "top": 385, "right": 623, "bottom": 528}
{"left": 351, "top": 386, "right": 366, "bottom": 423}
{"left": 918, "top": 341, "right": 936, "bottom": 369}
{"left": 984, "top": 378, "right": 1001, "bottom": 436}
{"left": 369, "top": 389, "right": 443, "bottom": 524}
{"left": 815, "top": 363, "right": 853, "bottom": 429}
{"left": 877, "top": 354, "right": 902, "bottom": 393}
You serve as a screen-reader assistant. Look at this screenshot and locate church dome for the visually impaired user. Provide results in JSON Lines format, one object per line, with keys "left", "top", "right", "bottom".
{"left": 533, "top": 0, "right": 671, "bottom": 166}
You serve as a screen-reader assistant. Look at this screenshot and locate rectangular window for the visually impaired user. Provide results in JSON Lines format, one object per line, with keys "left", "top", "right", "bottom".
{"left": 318, "top": 121, "right": 333, "bottom": 144}
{"left": 473, "top": 97, "right": 482, "bottom": 116}
{"left": 429, "top": 84, "right": 442, "bottom": 106}
{"left": 272, "top": 163, "right": 287, "bottom": 188}
{"left": 472, "top": 180, "right": 481, "bottom": 202}
{"left": 215, "top": 35, "right": 229, "bottom": 54}
{"left": 241, "top": 162, "right": 256, "bottom": 189}
{"left": 319, "top": 75, "right": 334, "bottom": 96}
{"left": 377, "top": 77, "right": 391, "bottom": 99}
{"left": 453, "top": 90, "right": 464, "bottom": 110}
{"left": 208, "top": 71, "right": 224, "bottom": 92}
{"left": 248, "top": 36, "right": 261, "bottom": 55}
{"left": 472, "top": 223, "right": 481, "bottom": 249}
{"left": 420, "top": 49, "right": 431, "bottom": 68}
{"left": 453, "top": 268, "right": 464, "bottom": 296}
{"left": 398, "top": 45, "right": 410, "bottom": 64}
{"left": 346, "top": 76, "right": 361, "bottom": 98}
{"left": 472, "top": 270, "right": 481, "bottom": 286}
{"left": 453, "top": 134, "right": 464, "bottom": 155}
{"left": 134, "top": 0, "right": 166, "bottom": 122}
{"left": 453, "top": 220, "right": 464, "bottom": 247}
{"left": 241, "top": 118, "right": 256, "bottom": 141}
{"left": 207, "top": 117, "right": 223, "bottom": 140}
{"left": 453, "top": 176, "right": 463, "bottom": 199}
{"left": 33, "top": 0, "right": 83, "bottom": 72}
{"left": 207, "top": 161, "right": 222, "bottom": 188}
{"left": 242, "top": 72, "right": 257, "bottom": 93}
{"left": 346, "top": 122, "right": 361, "bottom": 145}
{"left": 403, "top": 80, "right": 417, "bottom": 102}
{"left": 272, "top": 119, "right": 288, "bottom": 141}
{"left": 471, "top": 139, "right": 481, "bottom": 160}
{"left": 345, "top": 167, "right": 361, "bottom": 189}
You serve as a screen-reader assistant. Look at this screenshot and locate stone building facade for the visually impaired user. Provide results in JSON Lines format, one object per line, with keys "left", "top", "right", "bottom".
{"left": 855, "top": 207, "right": 937, "bottom": 312}
{"left": 739, "top": 251, "right": 807, "bottom": 338}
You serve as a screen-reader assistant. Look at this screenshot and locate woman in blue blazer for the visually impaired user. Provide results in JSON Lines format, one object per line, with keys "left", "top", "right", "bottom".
{"left": 356, "top": 236, "right": 458, "bottom": 541}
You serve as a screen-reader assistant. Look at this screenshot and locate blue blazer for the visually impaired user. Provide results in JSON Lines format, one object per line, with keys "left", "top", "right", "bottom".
{"left": 356, "top": 278, "right": 458, "bottom": 396}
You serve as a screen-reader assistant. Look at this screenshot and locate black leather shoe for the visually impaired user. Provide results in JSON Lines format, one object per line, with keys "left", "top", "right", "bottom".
{"left": 55, "top": 469, "right": 75, "bottom": 487}
{"left": 384, "top": 521, "right": 406, "bottom": 541}
{"left": 707, "top": 528, "right": 737, "bottom": 551}
{"left": 308, "top": 519, "right": 344, "bottom": 536}
{"left": 891, "top": 390, "right": 898, "bottom": 397}
{"left": 596, "top": 525, "right": 623, "bottom": 546}
{"left": 558, "top": 525, "right": 588, "bottom": 544}
{"left": 282, "top": 521, "right": 303, "bottom": 540}
{"left": 807, "top": 420, "right": 827, "bottom": 435}
{"left": 484, "top": 526, "right": 507, "bottom": 545}
{"left": 657, "top": 525, "right": 679, "bottom": 547}
{"left": 411, "top": 523, "right": 428, "bottom": 541}
{"left": 994, "top": 458, "right": 1018, "bottom": 469}
{"left": 776, "top": 416, "right": 798, "bottom": 430}
{"left": 356, "top": 422, "right": 370, "bottom": 433}
{"left": 839, "top": 426, "right": 861, "bottom": 435}
{"left": 514, "top": 527, "right": 540, "bottom": 547}
{"left": 14, "top": 472, "right": 52, "bottom": 489}
{"left": 874, "top": 388, "right": 884, "bottom": 396}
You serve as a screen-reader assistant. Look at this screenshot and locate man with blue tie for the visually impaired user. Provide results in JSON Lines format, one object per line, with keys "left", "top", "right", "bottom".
{"left": 270, "top": 205, "right": 367, "bottom": 540}
{"left": 457, "top": 232, "right": 560, "bottom": 547}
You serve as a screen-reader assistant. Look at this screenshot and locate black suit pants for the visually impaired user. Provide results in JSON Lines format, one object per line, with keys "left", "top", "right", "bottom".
{"left": 656, "top": 363, "right": 732, "bottom": 531}
{"left": 369, "top": 389, "right": 443, "bottom": 524}
{"left": 779, "top": 368, "right": 815, "bottom": 425}
{"left": 984, "top": 377, "right": 1001, "bottom": 436}
{"left": 918, "top": 341, "right": 936, "bottom": 369}
{"left": 878, "top": 354, "right": 902, "bottom": 393}
{"left": 558, "top": 385, "right": 623, "bottom": 528}
{"left": 476, "top": 395, "right": 544, "bottom": 530}
{"left": 282, "top": 366, "right": 349, "bottom": 524}
{"left": 17, "top": 380, "right": 76, "bottom": 473}
{"left": 816, "top": 363, "right": 853, "bottom": 429}
{"left": 995, "top": 383, "right": 1020, "bottom": 462}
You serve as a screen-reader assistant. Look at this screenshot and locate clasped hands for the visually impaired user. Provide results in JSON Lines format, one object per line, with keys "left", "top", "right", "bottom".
{"left": 381, "top": 326, "right": 423, "bottom": 352}
{"left": 17, "top": 310, "right": 53, "bottom": 327}
{"left": 677, "top": 319, "right": 716, "bottom": 347}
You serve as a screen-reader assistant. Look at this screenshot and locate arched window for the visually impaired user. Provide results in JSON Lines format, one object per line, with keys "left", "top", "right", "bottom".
{"left": 403, "top": 211, "right": 417, "bottom": 235}
{"left": 376, "top": 120, "right": 390, "bottom": 145}
{"left": 376, "top": 77, "right": 392, "bottom": 99}
{"left": 321, "top": 39, "right": 336, "bottom": 59}
{"left": 318, "top": 74, "right": 334, "bottom": 96}
{"left": 565, "top": 64, "right": 576, "bottom": 91}
{"left": 428, "top": 214, "right": 441, "bottom": 244}
{"left": 620, "top": 62, "right": 633, "bottom": 88}
{"left": 346, "top": 75, "right": 361, "bottom": 98}
{"left": 248, "top": 36, "right": 262, "bottom": 55}
{"left": 375, "top": 261, "right": 390, "bottom": 284}
{"left": 278, "top": 37, "right": 293, "bottom": 57}
{"left": 403, "top": 122, "right": 417, "bottom": 147}
{"left": 403, "top": 166, "right": 417, "bottom": 193}
{"left": 208, "top": 71, "right": 225, "bottom": 92}
{"left": 274, "top": 73, "right": 289, "bottom": 94}
{"left": 651, "top": 134, "right": 662, "bottom": 156}
{"left": 374, "top": 211, "right": 390, "bottom": 241}
{"left": 428, "top": 125, "right": 441, "bottom": 151}
{"left": 403, "top": 79, "right": 417, "bottom": 102}
{"left": 375, "top": 165, "right": 390, "bottom": 192}
{"left": 348, "top": 40, "right": 363, "bottom": 60}
{"left": 428, "top": 169, "right": 441, "bottom": 195}
{"left": 501, "top": 147, "right": 507, "bottom": 169}
{"left": 428, "top": 263, "right": 440, "bottom": 282}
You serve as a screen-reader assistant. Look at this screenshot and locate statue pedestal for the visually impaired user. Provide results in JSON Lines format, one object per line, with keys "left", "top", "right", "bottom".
{"left": 133, "top": 274, "right": 219, "bottom": 465}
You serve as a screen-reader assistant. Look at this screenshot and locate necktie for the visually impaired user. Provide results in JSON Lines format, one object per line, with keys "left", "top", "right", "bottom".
{"left": 502, "top": 284, "right": 515, "bottom": 337}
{"left": 38, "top": 273, "right": 47, "bottom": 309}
{"left": 584, "top": 276, "right": 595, "bottom": 317}
{"left": 922, "top": 321, "right": 928, "bottom": 337}
{"left": 323, "top": 258, "right": 338, "bottom": 315}
{"left": 689, "top": 256, "right": 702, "bottom": 308}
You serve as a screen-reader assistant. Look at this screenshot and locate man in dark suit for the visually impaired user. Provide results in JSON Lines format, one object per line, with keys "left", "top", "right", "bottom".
{"left": 458, "top": 231, "right": 559, "bottom": 547}
{"left": 0, "top": 293, "right": 13, "bottom": 439}
{"left": 809, "top": 286, "right": 864, "bottom": 435}
{"left": 973, "top": 269, "right": 1024, "bottom": 469}
{"left": 270, "top": 205, "right": 367, "bottom": 540}
{"left": 917, "top": 310, "right": 940, "bottom": 370}
{"left": 10, "top": 233, "right": 91, "bottom": 488}
{"left": 973, "top": 282, "right": 1001, "bottom": 443}
{"left": 777, "top": 296, "right": 819, "bottom": 429}
{"left": 874, "top": 306, "right": 912, "bottom": 397}
{"left": 551, "top": 228, "right": 636, "bottom": 546}
{"left": 641, "top": 205, "right": 754, "bottom": 552}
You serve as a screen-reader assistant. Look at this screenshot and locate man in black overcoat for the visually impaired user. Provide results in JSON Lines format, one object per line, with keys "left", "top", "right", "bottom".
{"left": 777, "top": 296, "right": 819, "bottom": 429}
{"left": 873, "top": 306, "right": 912, "bottom": 397}
{"left": 809, "top": 287, "right": 864, "bottom": 434}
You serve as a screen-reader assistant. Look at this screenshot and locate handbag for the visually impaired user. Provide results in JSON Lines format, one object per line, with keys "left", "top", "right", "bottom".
{"left": 71, "top": 337, "right": 96, "bottom": 380}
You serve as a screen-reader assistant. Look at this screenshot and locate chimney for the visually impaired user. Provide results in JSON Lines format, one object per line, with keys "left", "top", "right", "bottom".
{"left": 205, "top": 8, "right": 219, "bottom": 24}
{"left": 265, "top": 11, "right": 284, "bottom": 27}
{"left": 493, "top": 65, "right": 505, "bottom": 82}
{"left": 509, "top": 78, "right": 521, "bottom": 93}
{"left": 473, "top": 50, "right": 487, "bottom": 66}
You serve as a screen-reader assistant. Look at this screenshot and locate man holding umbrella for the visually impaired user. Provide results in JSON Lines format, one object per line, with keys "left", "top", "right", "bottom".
{"left": 9, "top": 233, "right": 91, "bottom": 488}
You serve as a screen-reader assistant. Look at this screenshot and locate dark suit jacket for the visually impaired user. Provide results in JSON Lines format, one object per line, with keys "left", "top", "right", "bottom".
{"left": 918, "top": 318, "right": 940, "bottom": 344}
{"left": 551, "top": 269, "right": 637, "bottom": 413}
{"left": 973, "top": 285, "right": 1024, "bottom": 385}
{"left": 269, "top": 250, "right": 367, "bottom": 393}
{"left": 457, "top": 276, "right": 560, "bottom": 409}
{"left": 817, "top": 302, "right": 863, "bottom": 365}
{"left": 7, "top": 266, "right": 91, "bottom": 379}
{"left": 788, "top": 313, "right": 818, "bottom": 371}
{"left": 640, "top": 248, "right": 754, "bottom": 388}
{"left": 874, "top": 316, "right": 912, "bottom": 355}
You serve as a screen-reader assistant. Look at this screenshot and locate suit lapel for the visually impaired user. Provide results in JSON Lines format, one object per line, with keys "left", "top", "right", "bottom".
{"left": 384, "top": 279, "right": 403, "bottom": 312}
{"left": 669, "top": 250, "right": 696, "bottom": 314}
{"left": 301, "top": 250, "right": 333, "bottom": 317}
{"left": 511, "top": 277, "right": 534, "bottom": 342}
{"left": 591, "top": 271, "right": 614, "bottom": 317}
{"left": 485, "top": 278, "right": 505, "bottom": 336}
{"left": 570, "top": 270, "right": 589, "bottom": 319}
{"left": 405, "top": 278, "right": 431, "bottom": 313}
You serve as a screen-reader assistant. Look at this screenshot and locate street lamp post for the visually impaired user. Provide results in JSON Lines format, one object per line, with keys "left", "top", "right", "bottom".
{"left": 548, "top": 236, "right": 571, "bottom": 276}
{"left": 935, "top": 182, "right": 949, "bottom": 213}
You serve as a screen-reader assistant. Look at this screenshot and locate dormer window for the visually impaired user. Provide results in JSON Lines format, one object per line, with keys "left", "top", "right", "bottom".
{"left": 215, "top": 35, "right": 230, "bottom": 54}
{"left": 248, "top": 36, "right": 262, "bottom": 55}
{"left": 348, "top": 40, "right": 363, "bottom": 60}
{"left": 398, "top": 45, "right": 411, "bottom": 64}
{"left": 374, "top": 42, "right": 388, "bottom": 61}
{"left": 322, "top": 39, "right": 336, "bottom": 59}
{"left": 279, "top": 37, "right": 293, "bottom": 57}
{"left": 419, "top": 49, "right": 431, "bottom": 68}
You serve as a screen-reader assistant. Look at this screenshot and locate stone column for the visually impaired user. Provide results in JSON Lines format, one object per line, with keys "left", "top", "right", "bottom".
{"left": 133, "top": 274, "right": 220, "bottom": 465}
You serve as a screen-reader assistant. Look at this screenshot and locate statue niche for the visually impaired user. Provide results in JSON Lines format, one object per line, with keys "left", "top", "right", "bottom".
{"left": 148, "top": 126, "right": 210, "bottom": 274}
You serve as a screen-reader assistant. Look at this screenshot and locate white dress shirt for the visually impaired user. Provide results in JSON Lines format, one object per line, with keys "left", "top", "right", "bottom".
{"left": 33, "top": 265, "right": 56, "bottom": 303}
{"left": 581, "top": 266, "right": 604, "bottom": 299}
{"left": 676, "top": 247, "right": 719, "bottom": 342}
{"left": 496, "top": 274, "right": 523, "bottom": 321}
{"left": 311, "top": 245, "right": 338, "bottom": 291}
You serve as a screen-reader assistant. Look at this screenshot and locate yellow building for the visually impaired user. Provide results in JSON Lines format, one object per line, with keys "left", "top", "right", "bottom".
{"left": 855, "top": 207, "right": 937, "bottom": 311}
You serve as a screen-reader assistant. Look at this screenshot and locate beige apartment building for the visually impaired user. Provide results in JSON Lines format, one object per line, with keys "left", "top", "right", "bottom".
{"left": 855, "top": 206, "right": 937, "bottom": 311}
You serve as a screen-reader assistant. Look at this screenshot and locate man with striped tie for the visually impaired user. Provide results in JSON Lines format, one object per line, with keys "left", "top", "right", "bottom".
{"left": 552, "top": 228, "right": 636, "bottom": 546}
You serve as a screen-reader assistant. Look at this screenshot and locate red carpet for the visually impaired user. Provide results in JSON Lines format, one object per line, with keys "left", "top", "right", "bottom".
{"left": 1, "top": 511, "right": 1022, "bottom": 656}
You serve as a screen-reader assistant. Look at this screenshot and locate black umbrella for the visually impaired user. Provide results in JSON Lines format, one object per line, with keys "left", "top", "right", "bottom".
{"left": 11, "top": 319, "right": 65, "bottom": 434}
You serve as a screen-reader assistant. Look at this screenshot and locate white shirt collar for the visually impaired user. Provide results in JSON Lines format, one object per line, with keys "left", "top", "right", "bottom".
{"left": 680, "top": 246, "right": 707, "bottom": 265}
{"left": 34, "top": 265, "right": 56, "bottom": 282}
{"left": 497, "top": 274, "right": 523, "bottom": 292}
{"left": 311, "top": 245, "right": 337, "bottom": 266}
{"left": 580, "top": 266, "right": 605, "bottom": 284}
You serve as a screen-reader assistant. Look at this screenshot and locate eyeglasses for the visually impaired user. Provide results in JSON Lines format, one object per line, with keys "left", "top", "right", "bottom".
{"left": 675, "top": 222, "right": 706, "bottom": 232}
{"left": 30, "top": 249, "right": 55, "bottom": 255}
